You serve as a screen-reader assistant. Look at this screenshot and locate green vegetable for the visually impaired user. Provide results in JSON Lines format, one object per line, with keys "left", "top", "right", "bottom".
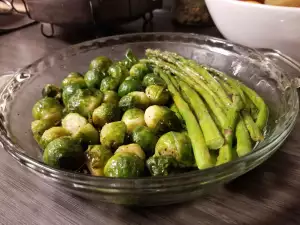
{"left": 32, "top": 97, "right": 63, "bottom": 123}
{"left": 115, "top": 143, "right": 146, "bottom": 160}
{"left": 144, "top": 105, "right": 182, "bottom": 134}
{"left": 67, "top": 89, "right": 103, "bottom": 118}
{"left": 145, "top": 85, "right": 170, "bottom": 105}
{"left": 73, "top": 123, "right": 99, "bottom": 145}
{"left": 85, "top": 145, "right": 113, "bottom": 176}
{"left": 146, "top": 155, "right": 177, "bottom": 176}
{"left": 62, "top": 84, "right": 86, "bottom": 105}
{"left": 84, "top": 70, "right": 105, "bottom": 89}
{"left": 129, "top": 63, "right": 150, "bottom": 80}
{"left": 118, "top": 91, "right": 150, "bottom": 111}
{"left": 102, "top": 91, "right": 119, "bottom": 105}
{"left": 43, "top": 137, "right": 84, "bottom": 170}
{"left": 31, "top": 119, "right": 55, "bottom": 145}
{"left": 108, "top": 63, "right": 129, "bottom": 84}
{"left": 235, "top": 117, "right": 252, "bottom": 157}
{"left": 142, "top": 73, "right": 165, "bottom": 87}
{"left": 156, "top": 69, "right": 213, "bottom": 169}
{"left": 170, "top": 103, "right": 184, "bottom": 122}
{"left": 89, "top": 56, "right": 112, "bottom": 73}
{"left": 118, "top": 79, "right": 143, "bottom": 97}
{"left": 104, "top": 152, "right": 144, "bottom": 178}
{"left": 155, "top": 131, "right": 194, "bottom": 167}
{"left": 132, "top": 125, "right": 158, "bottom": 157}
{"left": 125, "top": 49, "right": 139, "bottom": 66}
{"left": 121, "top": 108, "right": 146, "bottom": 133}
{"left": 62, "top": 113, "right": 87, "bottom": 135}
{"left": 100, "top": 121, "right": 127, "bottom": 149}
{"left": 100, "top": 77, "right": 119, "bottom": 92}
{"left": 40, "top": 127, "right": 71, "bottom": 149}
{"left": 61, "top": 72, "right": 86, "bottom": 89}
{"left": 241, "top": 110, "right": 264, "bottom": 141}
{"left": 42, "top": 84, "right": 62, "bottom": 101}
{"left": 92, "top": 103, "right": 121, "bottom": 128}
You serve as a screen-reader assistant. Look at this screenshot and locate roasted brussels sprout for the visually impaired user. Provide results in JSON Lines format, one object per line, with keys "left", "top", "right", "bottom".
{"left": 31, "top": 119, "right": 55, "bottom": 145}
{"left": 67, "top": 89, "right": 103, "bottom": 118}
{"left": 102, "top": 91, "right": 119, "bottom": 105}
{"left": 62, "top": 113, "right": 87, "bottom": 135}
{"left": 132, "top": 125, "right": 158, "bottom": 157}
{"left": 118, "top": 91, "right": 150, "bottom": 111}
{"left": 144, "top": 105, "right": 182, "bottom": 133}
{"left": 142, "top": 73, "right": 165, "bottom": 87}
{"left": 107, "top": 63, "right": 129, "bottom": 84}
{"left": 32, "top": 97, "right": 63, "bottom": 123}
{"left": 92, "top": 103, "right": 121, "bottom": 128}
{"left": 40, "top": 127, "right": 71, "bottom": 149}
{"left": 115, "top": 143, "right": 146, "bottom": 160}
{"left": 145, "top": 85, "right": 170, "bottom": 105}
{"left": 155, "top": 131, "right": 195, "bottom": 167}
{"left": 100, "top": 77, "right": 119, "bottom": 92}
{"left": 104, "top": 152, "right": 144, "bottom": 178}
{"left": 89, "top": 56, "right": 112, "bottom": 73}
{"left": 85, "top": 145, "right": 113, "bottom": 176}
{"left": 62, "top": 84, "right": 85, "bottom": 105}
{"left": 61, "top": 72, "right": 86, "bottom": 89}
{"left": 121, "top": 108, "right": 146, "bottom": 133}
{"left": 146, "top": 155, "right": 178, "bottom": 176}
{"left": 117, "top": 79, "right": 143, "bottom": 97}
{"left": 42, "top": 84, "right": 62, "bottom": 101}
{"left": 100, "top": 121, "right": 127, "bottom": 149}
{"left": 129, "top": 63, "right": 150, "bottom": 80}
{"left": 84, "top": 70, "right": 105, "bottom": 89}
{"left": 43, "top": 137, "right": 84, "bottom": 170}
{"left": 119, "top": 49, "right": 139, "bottom": 70}
{"left": 73, "top": 123, "right": 99, "bottom": 145}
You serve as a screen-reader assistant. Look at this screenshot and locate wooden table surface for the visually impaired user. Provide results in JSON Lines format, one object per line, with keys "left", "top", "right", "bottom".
{"left": 1, "top": 10, "right": 300, "bottom": 225}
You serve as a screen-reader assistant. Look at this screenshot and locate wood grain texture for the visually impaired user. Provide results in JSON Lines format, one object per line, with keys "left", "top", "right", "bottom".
{"left": 0, "top": 10, "right": 300, "bottom": 225}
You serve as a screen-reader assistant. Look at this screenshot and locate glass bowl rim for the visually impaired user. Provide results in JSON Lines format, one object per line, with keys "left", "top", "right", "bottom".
{"left": 0, "top": 32, "right": 298, "bottom": 188}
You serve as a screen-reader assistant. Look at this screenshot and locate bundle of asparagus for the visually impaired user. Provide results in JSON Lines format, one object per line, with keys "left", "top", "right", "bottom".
{"left": 143, "top": 49, "right": 269, "bottom": 170}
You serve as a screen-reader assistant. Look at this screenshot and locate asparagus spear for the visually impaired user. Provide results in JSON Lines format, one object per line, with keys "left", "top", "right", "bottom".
{"left": 235, "top": 117, "right": 252, "bottom": 157}
{"left": 157, "top": 68, "right": 214, "bottom": 169}
{"left": 144, "top": 58, "right": 228, "bottom": 130}
{"left": 178, "top": 79, "right": 224, "bottom": 150}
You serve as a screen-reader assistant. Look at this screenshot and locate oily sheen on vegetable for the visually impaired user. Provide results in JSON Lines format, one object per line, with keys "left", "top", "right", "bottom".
{"left": 31, "top": 49, "right": 269, "bottom": 177}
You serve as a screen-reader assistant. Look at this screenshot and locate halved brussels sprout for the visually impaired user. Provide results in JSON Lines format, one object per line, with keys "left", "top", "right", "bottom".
{"left": 43, "top": 136, "right": 84, "bottom": 170}
{"left": 142, "top": 73, "right": 165, "bottom": 87}
{"left": 155, "top": 131, "right": 195, "bottom": 167}
{"left": 129, "top": 63, "right": 150, "bottom": 80}
{"left": 61, "top": 72, "right": 86, "bottom": 89}
{"left": 144, "top": 105, "right": 182, "bottom": 133}
{"left": 107, "top": 63, "right": 129, "bottom": 84}
{"left": 73, "top": 123, "right": 99, "bottom": 145}
{"left": 42, "top": 84, "right": 62, "bottom": 101}
{"left": 31, "top": 119, "right": 55, "bottom": 145}
{"left": 100, "top": 77, "right": 119, "bottom": 92}
{"left": 104, "top": 152, "right": 144, "bottom": 178}
{"left": 92, "top": 103, "right": 121, "bottom": 128}
{"left": 102, "top": 91, "right": 119, "bottom": 105}
{"left": 84, "top": 70, "right": 105, "bottom": 89}
{"left": 132, "top": 125, "right": 158, "bottom": 157}
{"left": 85, "top": 145, "right": 113, "bottom": 176}
{"left": 146, "top": 155, "right": 178, "bottom": 176}
{"left": 121, "top": 108, "right": 146, "bottom": 133}
{"left": 115, "top": 143, "right": 145, "bottom": 160}
{"left": 32, "top": 97, "right": 63, "bottom": 123}
{"left": 118, "top": 79, "right": 143, "bottom": 97}
{"left": 100, "top": 121, "right": 127, "bottom": 149}
{"left": 145, "top": 85, "right": 170, "bottom": 105}
{"left": 40, "top": 127, "right": 71, "bottom": 149}
{"left": 89, "top": 56, "right": 112, "bottom": 73}
{"left": 62, "top": 113, "right": 87, "bottom": 135}
{"left": 118, "top": 91, "right": 150, "bottom": 111}
{"left": 67, "top": 89, "right": 103, "bottom": 118}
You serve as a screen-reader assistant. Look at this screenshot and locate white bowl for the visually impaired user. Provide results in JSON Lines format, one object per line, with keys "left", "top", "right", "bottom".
{"left": 205, "top": 0, "right": 300, "bottom": 61}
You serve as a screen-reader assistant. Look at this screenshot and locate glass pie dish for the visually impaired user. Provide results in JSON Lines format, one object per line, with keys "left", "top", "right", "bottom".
{"left": 0, "top": 33, "right": 299, "bottom": 206}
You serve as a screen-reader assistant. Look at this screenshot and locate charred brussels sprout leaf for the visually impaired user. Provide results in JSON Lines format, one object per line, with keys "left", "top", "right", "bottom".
{"left": 43, "top": 137, "right": 84, "bottom": 170}
{"left": 146, "top": 155, "right": 178, "bottom": 176}
{"left": 104, "top": 152, "right": 144, "bottom": 178}
{"left": 85, "top": 145, "right": 113, "bottom": 176}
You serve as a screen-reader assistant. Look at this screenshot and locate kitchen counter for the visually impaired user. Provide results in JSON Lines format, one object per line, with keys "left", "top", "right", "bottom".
{"left": 1, "top": 10, "right": 300, "bottom": 225}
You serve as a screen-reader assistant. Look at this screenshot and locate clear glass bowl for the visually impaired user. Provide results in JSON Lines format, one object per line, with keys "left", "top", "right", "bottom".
{"left": 0, "top": 33, "right": 298, "bottom": 206}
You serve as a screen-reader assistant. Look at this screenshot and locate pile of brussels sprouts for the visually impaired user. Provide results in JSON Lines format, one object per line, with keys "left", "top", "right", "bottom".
{"left": 31, "top": 49, "right": 268, "bottom": 178}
